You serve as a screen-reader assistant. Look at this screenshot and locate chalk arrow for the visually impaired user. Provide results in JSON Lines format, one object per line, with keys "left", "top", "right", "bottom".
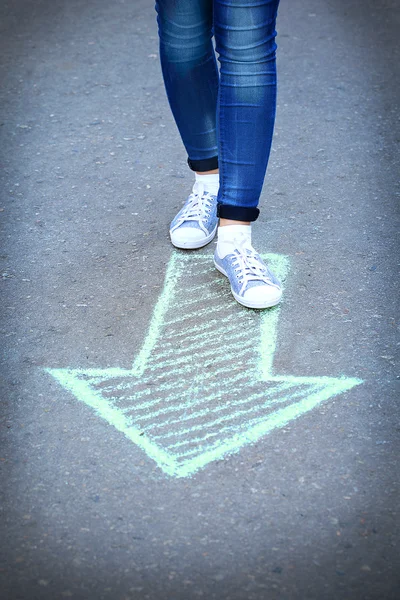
{"left": 46, "top": 252, "right": 362, "bottom": 478}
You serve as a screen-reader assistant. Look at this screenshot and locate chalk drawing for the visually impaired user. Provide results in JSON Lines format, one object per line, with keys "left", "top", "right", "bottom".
{"left": 46, "top": 252, "right": 362, "bottom": 478}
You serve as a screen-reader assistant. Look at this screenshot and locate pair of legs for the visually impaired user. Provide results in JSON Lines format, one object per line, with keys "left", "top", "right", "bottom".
{"left": 155, "top": 0, "right": 282, "bottom": 308}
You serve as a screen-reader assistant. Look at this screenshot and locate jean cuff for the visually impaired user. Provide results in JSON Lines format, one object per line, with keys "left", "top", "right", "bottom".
{"left": 187, "top": 156, "right": 219, "bottom": 172}
{"left": 217, "top": 203, "right": 260, "bottom": 222}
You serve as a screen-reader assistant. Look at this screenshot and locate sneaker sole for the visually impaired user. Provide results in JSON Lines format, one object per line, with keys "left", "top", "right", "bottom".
{"left": 170, "top": 225, "right": 217, "bottom": 250}
{"left": 214, "top": 260, "right": 282, "bottom": 309}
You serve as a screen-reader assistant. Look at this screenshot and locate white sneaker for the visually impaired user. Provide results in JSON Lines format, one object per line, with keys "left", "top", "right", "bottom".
{"left": 214, "top": 231, "right": 282, "bottom": 309}
{"left": 169, "top": 180, "right": 218, "bottom": 249}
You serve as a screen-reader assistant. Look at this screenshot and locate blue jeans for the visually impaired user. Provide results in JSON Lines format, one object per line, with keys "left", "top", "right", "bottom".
{"left": 155, "top": 0, "right": 280, "bottom": 222}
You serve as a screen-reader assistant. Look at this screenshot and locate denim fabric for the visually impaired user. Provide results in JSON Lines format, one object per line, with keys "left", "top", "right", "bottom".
{"left": 155, "top": 0, "right": 280, "bottom": 218}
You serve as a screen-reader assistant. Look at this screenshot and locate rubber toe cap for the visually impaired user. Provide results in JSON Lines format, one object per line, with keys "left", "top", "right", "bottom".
{"left": 170, "top": 226, "right": 206, "bottom": 248}
{"left": 242, "top": 284, "right": 282, "bottom": 308}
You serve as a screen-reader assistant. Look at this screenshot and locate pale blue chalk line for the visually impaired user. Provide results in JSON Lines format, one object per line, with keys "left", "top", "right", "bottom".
{"left": 148, "top": 382, "right": 319, "bottom": 439}
{"left": 177, "top": 288, "right": 227, "bottom": 308}
{"left": 163, "top": 302, "right": 227, "bottom": 327}
{"left": 257, "top": 254, "right": 290, "bottom": 378}
{"left": 142, "top": 358, "right": 258, "bottom": 389}
{"left": 265, "top": 374, "right": 362, "bottom": 386}
{"left": 117, "top": 370, "right": 251, "bottom": 413}
{"left": 46, "top": 368, "right": 362, "bottom": 478}
{"left": 165, "top": 313, "right": 240, "bottom": 340}
{"left": 149, "top": 325, "right": 252, "bottom": 362}
{"left": 147, "top": 329, "right": 254, "bottom": 367}
{"left": 258, "top": 307, "right": 281, "bottom": 378}
{"left": 131, "top": 252, "right": 184, "bottom": 377}
{"left": 59, "top": 368, "right": 131, "bottom": 379}
{"left": 262, "top": 254, "right": 290, "bottom": 283}
{"left": 106, "top": 370, "right": 247, "bottom": 407}
{"left": 171, "top": 386, "right": 330, "bottom": 458}
{"left": 166, "top": 384, "right": 360, "bottom": 477}
{"left": 171, "top": 383, "right": 351, "bottom": 461}
{"left": 183, "top": 266, "right": 212, "bottom": 276}
{"left": 146, "top": 359, "right": 251, "bottom": 383}
{"left": 167, "top": 380, "right": 362, "bottom": 477}
{"left": 166, "top": 431, "right": 223, "bottom": 452}
{"left": 46, "top": 251, "right": 364, "bottom": 478}
{"left": 185, "top": 279, "right": 226, "bottom": 294}
{"left": 125, "top": 379, "right": 297, "bottom": 424}
{"left": 146, "top": 334, "right": 256, "bottom": 371}
{"left": 136, "top": 345, "right": 256, "bottom": 380}
{"left": 144, "top": 381, "right": 300, "bottom": 433}
{"left": 48, "top": 368, "right": 178, "bottom": 475}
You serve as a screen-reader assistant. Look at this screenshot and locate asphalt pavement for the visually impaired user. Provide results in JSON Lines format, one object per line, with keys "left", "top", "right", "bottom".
{"left": 1, "top": 0, "right": 399, "bottom": 599}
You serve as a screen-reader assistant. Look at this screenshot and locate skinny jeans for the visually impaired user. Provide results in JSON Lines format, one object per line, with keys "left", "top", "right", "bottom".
{"left": 155, "top": 0, "right": 280, "bottom": 222}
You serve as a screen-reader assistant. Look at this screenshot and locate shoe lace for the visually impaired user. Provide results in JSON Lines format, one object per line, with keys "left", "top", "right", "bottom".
{"left": 231, "top": 240, "right": 275, "bottom": 295}
{"left": 176, "top": 181, "right": 215, "bottom": 233}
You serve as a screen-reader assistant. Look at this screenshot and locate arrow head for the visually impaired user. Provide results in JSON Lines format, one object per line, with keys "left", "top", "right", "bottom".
{"left": 46, "top": 252, "right": 363, "bottom": 477}
{"left": 47, "top": 367, "right": 362, "bottom": 478}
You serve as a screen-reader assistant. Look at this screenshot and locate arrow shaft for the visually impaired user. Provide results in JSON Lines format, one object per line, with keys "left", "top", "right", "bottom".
{"left": 132, "top": 252, "right": 290, "bottom": 379}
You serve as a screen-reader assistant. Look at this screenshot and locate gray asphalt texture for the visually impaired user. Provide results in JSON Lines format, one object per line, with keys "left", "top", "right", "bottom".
{"left": 1, "top": 0, "right": 399, "bottom": 598}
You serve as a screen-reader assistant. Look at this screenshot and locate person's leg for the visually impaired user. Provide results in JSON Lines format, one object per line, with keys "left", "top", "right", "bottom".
{"left": 213, "top": 0, "right": 282, "bottom": 308}
{"left": 155, "top": 0, "right": 219, "bottom": 173}
{"left": 155, "top": 0, "right": 221, "bottom": 249}
{"left": 214, "top": 0, "right": 280, "bottom": 222}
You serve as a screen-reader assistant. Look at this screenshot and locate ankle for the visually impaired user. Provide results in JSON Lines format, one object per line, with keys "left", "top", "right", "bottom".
{"left": 217, "top": 223, "right": 252, "bottom": 258}
{"left": 195, "top": 169, "right": 219, "bottom": 175}
{"left": 194, "top": 171, "right": 219, "bottom": 195}
{"left": 219, "top": 218, "right": 251, "bottom": 227}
